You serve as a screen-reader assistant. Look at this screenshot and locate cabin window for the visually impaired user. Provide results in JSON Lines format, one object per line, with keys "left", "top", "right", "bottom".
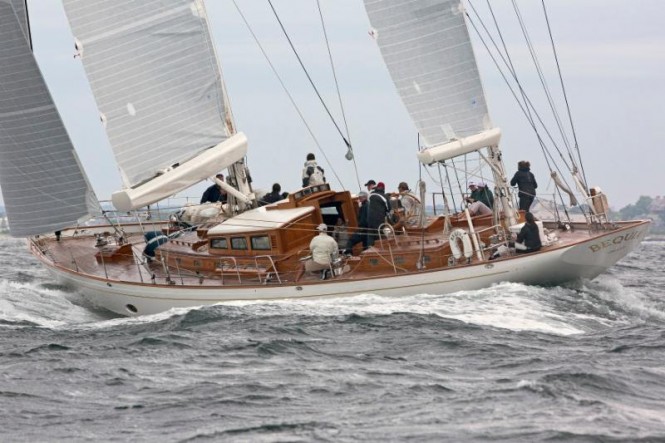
{"left": 251, "top": 236, "right": 271, "bottom": 251}
{"left": 210, "top": 238, "right": 228, "bottom": 249}
{"left": 321, "top": 203, "right": 343, "bottom": 229}
{"left": 320, "top": 206, "right": 339, "bottom": 216}
{"left": 231, "top": 237, "right": 248, "bottom": 250}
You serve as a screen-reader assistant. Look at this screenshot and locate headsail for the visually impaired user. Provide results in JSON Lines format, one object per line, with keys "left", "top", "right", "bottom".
{"left": 61, "top": 0, "right": 247, "bottom": 210}
{"left": 0, "top": 1, "right": 99, "bottom": 237}
{"left": 363, "top": 0, "right": 499, "bottom": 163}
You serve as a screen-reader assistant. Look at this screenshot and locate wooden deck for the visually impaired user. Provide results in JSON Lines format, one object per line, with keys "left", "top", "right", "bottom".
{"left": 31, "top": 219, "right": 646, "bottom": 290}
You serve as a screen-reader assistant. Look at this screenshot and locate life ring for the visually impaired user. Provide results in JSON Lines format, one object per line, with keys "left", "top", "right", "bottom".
{"left": 449, "top": 228, "right": 473, "bottom": 260}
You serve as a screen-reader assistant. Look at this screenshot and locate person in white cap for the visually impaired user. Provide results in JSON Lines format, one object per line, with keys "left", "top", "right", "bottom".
{"left": 306, "top": 223, "right": 339, "bottom": 274}
{"left": 466, "top": 181, "right": 494, "bottom": 209}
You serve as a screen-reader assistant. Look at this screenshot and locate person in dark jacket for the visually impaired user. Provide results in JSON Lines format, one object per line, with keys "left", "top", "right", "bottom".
{"left": 514, "top": 212, "right": 542, "bottom": 253}
{"left": 467, "top": 181, "right": 494, "bottom": 209}
{"left": 366, "top": 182, "right": 390, "bottom": 247}
{"left": 510, "top": 161, "right": 537, "bottom": 211}
{"left": 200, "top": 173, "right": 228, "bottom": 204}
{"left": 260, "top": 183, "right": 283, "bottom": 206}
{"left": 345, "top": 191, "right": 369, "bottom": 253}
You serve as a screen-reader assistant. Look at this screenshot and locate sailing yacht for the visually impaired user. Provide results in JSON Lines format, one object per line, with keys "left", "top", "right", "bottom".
{"left": 0, "top": 0, "right": 649, "bottom": 316}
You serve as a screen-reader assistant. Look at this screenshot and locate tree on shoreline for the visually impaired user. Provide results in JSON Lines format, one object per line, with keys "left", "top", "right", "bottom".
{"left": 619, "top": 196, "right": 653, "bottom": 219}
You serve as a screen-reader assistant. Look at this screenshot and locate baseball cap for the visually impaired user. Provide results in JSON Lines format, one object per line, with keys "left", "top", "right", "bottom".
{"left": 376, "top": 182, "right": 385, "bottom": 189}
{"left": 364, "top": 179, "right": 376, "bottom": 187}
{"left": 316, "top": 223, "right": 327, "bottom": 232}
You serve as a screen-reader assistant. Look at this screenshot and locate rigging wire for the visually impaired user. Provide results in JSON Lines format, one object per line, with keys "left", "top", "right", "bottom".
{"left": 471, "top": 0, "right": 570, "bottom": 219}
{"left": 480, "top": 0, "right": 544, "bottom": 151}
{"left": 315, "top": 0, "right": 362, "bottom": 191}
{"left": 540, "top": 0, "right": 589, "bottom": 191}
{"left": 417, "top": 134, "right": 426, "bottom": 268}
{"left": 466, "top": 2, "right": 571, "bottom": 177}
{"left": 230, "top": 0, "right": 344, "bottom": 188}
{"left": 449, "top": 157, "right": 465, "bottom": 211}
{"left": 512, "top": 0, "right": 577, "bottom": 179}
{"left": 510, "top": 0, "right": 574, "bottom": 159}
{"left": 464, "top": 6, "right": 574, "bottom": 220}
{"left": 442, "top": 162, "right": 457, "bottom": 213}
{"left": 267, "top": 0, "right": 352, "bottom": 151}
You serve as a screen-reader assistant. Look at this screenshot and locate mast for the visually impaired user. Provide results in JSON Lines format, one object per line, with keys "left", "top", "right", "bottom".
{"left": 486, "top": 146, "right": 517, "bottom": 226}
{"left": 197, "top": 1, "right": 255, "bottom": 211}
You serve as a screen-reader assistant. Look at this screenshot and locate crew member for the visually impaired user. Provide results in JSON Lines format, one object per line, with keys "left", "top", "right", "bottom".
{"left": 200, "top": 173, "right": 227, "bottom": 204}
{"left": 513, "top": 212, "right": 542, "bottom": 253}
{"left": 306, "top": 223, "right": 339, "bottom": 275}
{"left": 510, "top": 161, "right": 537, "bottom": 211}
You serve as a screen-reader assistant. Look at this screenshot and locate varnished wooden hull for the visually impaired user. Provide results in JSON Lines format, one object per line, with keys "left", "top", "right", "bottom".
{"left": 32, "top": 220, "right": 650, "bottom": 317}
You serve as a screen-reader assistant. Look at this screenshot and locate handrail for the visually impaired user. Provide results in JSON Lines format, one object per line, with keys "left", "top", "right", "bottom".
{"left": 217, "top": 256, "right": 241, "bottom": 284}
{"left": 254, "top": 255, "right": 282, "bottom": 284}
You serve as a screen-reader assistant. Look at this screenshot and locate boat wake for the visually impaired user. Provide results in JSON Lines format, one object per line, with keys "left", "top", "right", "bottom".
{"left": 0, "top": 279, "right": 111, "bottom": 328}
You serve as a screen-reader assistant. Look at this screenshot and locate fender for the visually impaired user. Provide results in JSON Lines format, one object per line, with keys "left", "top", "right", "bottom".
{"left": 449, "top": 228, "right": 473, "bottom": 260}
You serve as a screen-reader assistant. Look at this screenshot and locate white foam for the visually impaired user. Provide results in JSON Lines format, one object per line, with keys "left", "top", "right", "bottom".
{"left": 70, "top": 306, "right": 194, "bottom": 330}
{"left": 204, "top": 282, "right": 585, "bottom": 336}
{"left": 0, "top": 280, "right": 103, "bottom": 328}
{"left": 581, "top": 276, "right": 665, "bottom": 322}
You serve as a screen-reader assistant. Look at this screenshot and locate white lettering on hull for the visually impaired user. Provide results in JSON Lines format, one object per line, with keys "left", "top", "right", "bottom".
{"left": 588, "top": 229, "right": 646, "bottom": 254}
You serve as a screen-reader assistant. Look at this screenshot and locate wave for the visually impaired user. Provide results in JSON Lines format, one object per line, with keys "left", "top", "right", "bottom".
{"left": 0, "top": 279, "right": 110, "bottom": 328}
{"left": 3, "top": 274, "right": 661, "bottom": 336}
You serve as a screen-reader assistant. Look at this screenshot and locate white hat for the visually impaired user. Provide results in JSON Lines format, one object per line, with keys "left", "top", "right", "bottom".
{"left": 316, "top": 223, "right": 327, "bottom": 232}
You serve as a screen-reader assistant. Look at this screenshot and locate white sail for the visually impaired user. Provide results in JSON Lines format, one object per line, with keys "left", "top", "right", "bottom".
{"left": 0, "top": 1, "right": 99, "bottom": 237}
{"left": 61, "top": 0, "right": 244, "bottom": 205}
{"left": 364, "top": 0, "right": 495, "bottom": 162}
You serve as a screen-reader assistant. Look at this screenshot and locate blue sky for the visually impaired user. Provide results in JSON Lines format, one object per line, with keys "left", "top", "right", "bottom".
{"left": 10, "top": 0, "right": 665, "bottom": 209}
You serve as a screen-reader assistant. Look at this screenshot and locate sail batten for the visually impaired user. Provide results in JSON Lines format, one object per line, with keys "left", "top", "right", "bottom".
{"left": 0, "top": 1, "right": 98, "bottom": 237}
{"left": 364, "top": 0, "right": 492, "bottom": 152}
{"left": 62, "top": 0, "right": 233, "bottom": 189}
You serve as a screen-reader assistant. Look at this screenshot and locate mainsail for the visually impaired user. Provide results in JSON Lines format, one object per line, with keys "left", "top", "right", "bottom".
{"left": 0, "top": 1, "right": 99, "bottom": 237}
{"left": 363, "top": 0, "right": 499, "bottom": 163}
{"left": 61, "top": 0, "right": 247, "bottom": 210}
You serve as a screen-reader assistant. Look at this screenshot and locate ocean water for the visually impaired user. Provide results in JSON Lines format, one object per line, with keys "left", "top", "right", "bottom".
{"left": 1, "top": 234, "right": 664, "bottom": 442}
